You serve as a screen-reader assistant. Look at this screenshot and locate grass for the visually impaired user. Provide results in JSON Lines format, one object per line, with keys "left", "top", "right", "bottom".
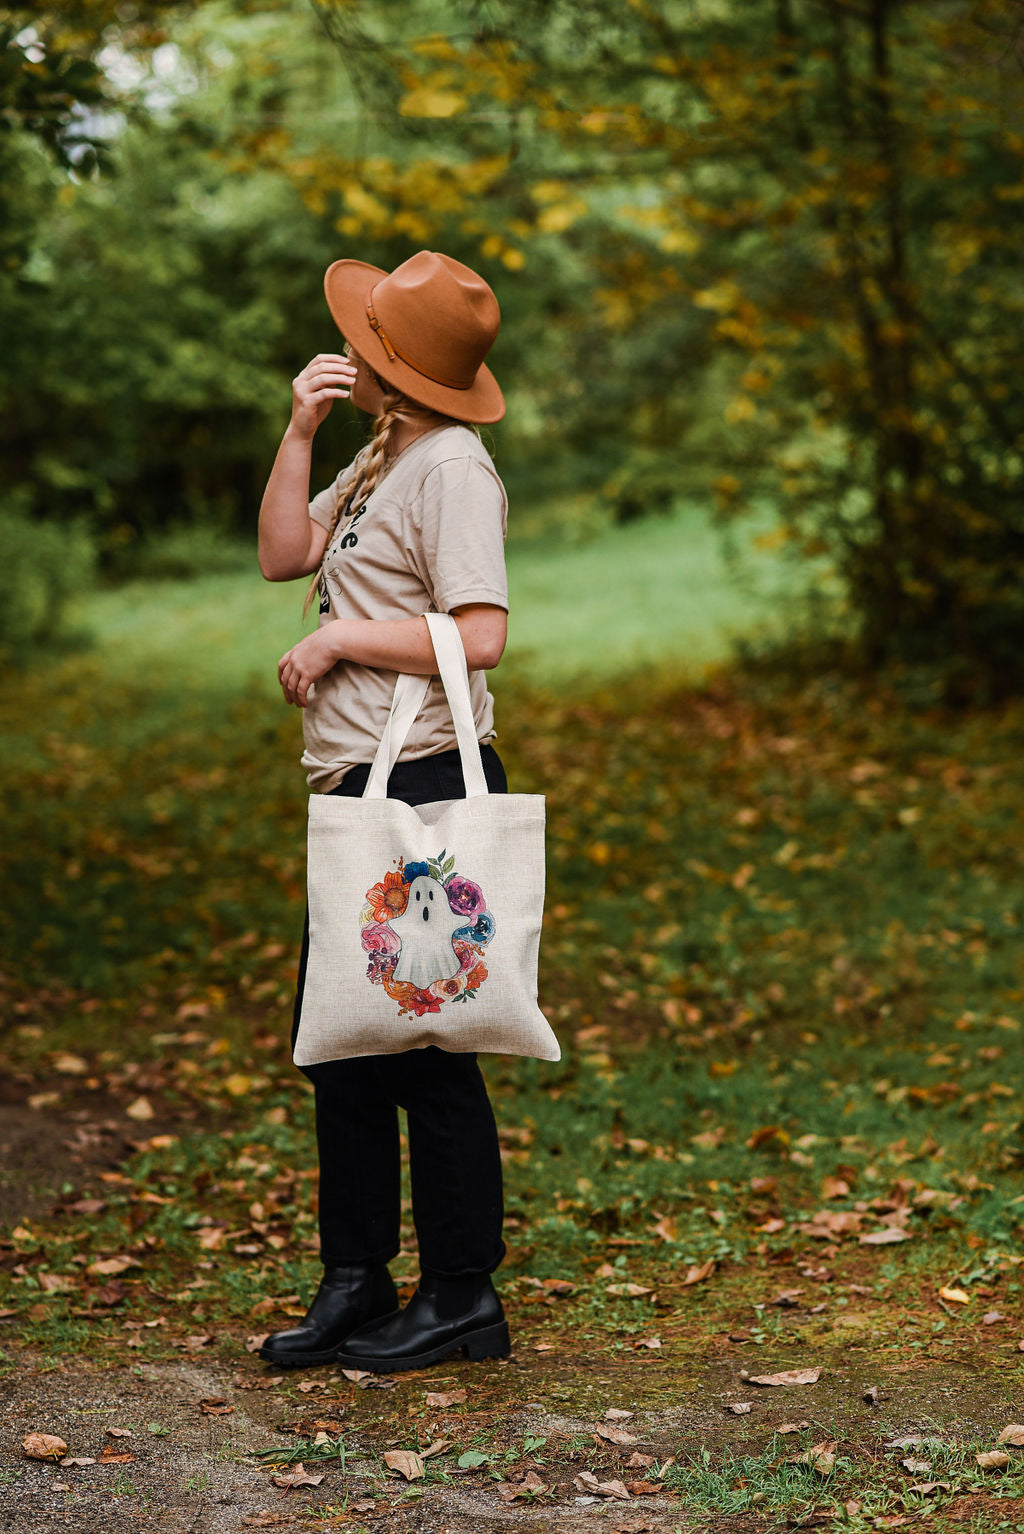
{"left": 1, "top": 503, "right": 1023, "bottom": 1525}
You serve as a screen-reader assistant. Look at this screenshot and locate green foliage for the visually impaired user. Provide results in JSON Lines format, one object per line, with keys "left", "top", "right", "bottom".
{"left": 0, "top": 497, "right": 96, "bottom": 659}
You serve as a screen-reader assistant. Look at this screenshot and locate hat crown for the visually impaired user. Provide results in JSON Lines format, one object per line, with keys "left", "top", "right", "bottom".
{"left": 371, "top": 252, "right": 500, "bottom": 391}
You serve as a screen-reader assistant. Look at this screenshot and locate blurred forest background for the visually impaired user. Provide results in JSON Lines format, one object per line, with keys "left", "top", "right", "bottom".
{"left": 3, "top": 0, "right": 1024, "bottom": 694}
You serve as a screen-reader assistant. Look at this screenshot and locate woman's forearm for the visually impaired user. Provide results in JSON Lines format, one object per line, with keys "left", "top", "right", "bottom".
{"left": 258, "top": 426, "right": 321, "bottom": 580}
{"left": 322, "top": 609, "right": 507, "bottom": 675}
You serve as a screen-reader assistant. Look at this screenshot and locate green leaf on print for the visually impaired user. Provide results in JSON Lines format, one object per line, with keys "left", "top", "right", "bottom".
{"left": 443, "top": 856, "right": 455, "bottom": 875}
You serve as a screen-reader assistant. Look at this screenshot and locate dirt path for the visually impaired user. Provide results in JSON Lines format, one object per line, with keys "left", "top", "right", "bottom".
{"left": 3, "top": 1330, "right": 1022, "bottom": 1532}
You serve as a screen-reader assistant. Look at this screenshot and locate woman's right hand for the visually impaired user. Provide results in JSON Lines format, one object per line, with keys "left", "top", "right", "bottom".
{"left": 290, "top": 353, "right": 358, "bottom": 438}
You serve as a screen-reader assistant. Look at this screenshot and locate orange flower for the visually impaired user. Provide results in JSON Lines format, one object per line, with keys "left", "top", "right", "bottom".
{"left": 366, "top": 870, "right": 409, "bottom": 922}
{"left": 465, "top": 962, "right": 488, "bottom": 990}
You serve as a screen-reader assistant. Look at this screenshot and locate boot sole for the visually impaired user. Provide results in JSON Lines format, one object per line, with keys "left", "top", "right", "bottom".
{"left": 335, "top": 1320, "right": 511, "bottom": 1373}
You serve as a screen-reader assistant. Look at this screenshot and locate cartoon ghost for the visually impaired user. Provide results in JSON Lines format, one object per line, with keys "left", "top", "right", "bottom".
{"left": 389, "top": 875, "right": 464, "bottom": 989}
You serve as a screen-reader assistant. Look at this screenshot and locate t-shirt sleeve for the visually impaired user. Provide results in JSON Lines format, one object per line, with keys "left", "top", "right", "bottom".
{"left": 309, "top": 463, "right": 357, "bottom": 531}
{"left": 410, "top": 456, "right": 509, "bottom": 613}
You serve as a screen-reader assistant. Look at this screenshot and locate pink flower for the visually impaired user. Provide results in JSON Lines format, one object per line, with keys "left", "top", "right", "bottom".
{"left": 361, "top": 921, "right": 399, "bottom": 956}
{"left": 446, "top": 874, "right": 485, "bottom": 919}
{"left": 431, "top": 973, "right": 467, "bottom": 1001}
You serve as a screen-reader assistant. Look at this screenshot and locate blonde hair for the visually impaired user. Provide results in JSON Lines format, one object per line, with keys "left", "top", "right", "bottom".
{"left": 303, "top": 370, "right": 459, "bottom": 617}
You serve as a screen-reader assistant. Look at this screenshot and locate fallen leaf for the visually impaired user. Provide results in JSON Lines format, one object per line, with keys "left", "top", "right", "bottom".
{"left": 901, "top": 1457, "right": 932, "bottom": 1475}
{"left": 235, "top": 1376, "right": 284, "bottom": 1391}
{"left": 606, "top": 1283, "right": 654, "bottom": 1298}
{"left": 681, "top": 1260, "right": 716, "bottom": 1286}
{"left": 242, "top": 1514, "right": 294, "bottom": 1529}
{"left": 425, "top": 1389, "right": 466, "bottom": 1408}
{"left": 606, "top": 1408, "right": 634, "bottom": 1420}
{"left": 23, "top": 1433, "right": 67, "bottom": 1461}
{"left": 59, "top": 1457, "right": 96, "bottom": 1467}
{"left": 420, "top": 1439, "right": 451, "bottom": 1460}
{"left": 200, "top": 1399, "right": 234, "bottom": 1416}
{"left": 125, "top": 1096, "right": 155, "bottom": 1122}
{"left": 771, "top": 1288, "right": 804, "bottom": 1308}
{"left": 497, "top": 1469, "right": 548, "bottom": 1500}
{"left": 575, "top": 1471, "right": 631, "bottom": 1500}
{"left": 177, "top": 1334, "right": 214, "bottom": 1352}
{"left": 727, "top": 1402, "right": 753, "bottom": 1415}
{"left": 982, "top": 1310, "right": 1004, "bottom": 1325}
{"left": 859, "top": 1229, "right": 911, "bottom": 1245}
{"left": 938, "top": 1286, "right": 970, "bottom": 1305}
{"left": 37, "top": 1273, "right": 76, "bottom": 1293}
{"left": 788, "top": 1439, "right": 836, "bottom": 1476}
{"left": 86, "top": 1256, "right": 138, "bottom": 1278}
{"left": 863, "top": 1385, "right": 879, "bottom": 1405}
{"left": 976, "top": 1449, "right": 1011, "bottom": 1470}
{"left": 997, "top": 1424, "right": 1024, "bottom": 1446}
{"left": 905, "top": 1481, "right": 952, "bottom": 1496}
{"left": 384, "top": 1449, "right": 425, "bottom": 1481}
{"left": 93, "top": 1281, "right": 126, "bottom": 1306}
{"left": 541, "top": 1277, "right": 578, "bottom": 1296}
{"left": 743, "top": 1367, "right": 821, "bottom": 1387}
{"left": 633, "top": 1335, "right": 662, "bottom": 1350}
{"left": 627, "top": 1451, "right": 655, "bottom": 1467}
{"left": 245, "top": 1334, "right": 269, "bottom": 1353}
{"left": 271, "top": 1463, "right": 325, "bottom": 1489}
{"left": 776, "top": 1421, "right": 811, "bottom": 1433}
{"left": 594, "top": 1424, "right": 638, "bottom": 1445}
{"left": 97, "top": 1445, "right": 134, "bottom": 1464}
{"left": 341, "top": 1368, "right": 371, "bottom": 1383}
{"left": 295, "top": 1380, "right": 329, "bottom": 1394}
{"left": 106, "top": 1427, "right": 133, "bottom": 1439}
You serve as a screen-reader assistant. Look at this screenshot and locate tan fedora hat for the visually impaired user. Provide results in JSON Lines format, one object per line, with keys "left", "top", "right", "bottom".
{"left": 323, "top": 250, "right": 505, "bottom": 423}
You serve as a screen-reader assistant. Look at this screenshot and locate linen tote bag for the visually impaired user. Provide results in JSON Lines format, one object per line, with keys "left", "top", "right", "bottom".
{"left": 293, "top": 612, "right": 560, "bottom": 1067}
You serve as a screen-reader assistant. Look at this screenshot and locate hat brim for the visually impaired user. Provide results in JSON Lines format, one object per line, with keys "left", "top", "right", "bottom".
{"left": 323, "top": 259, "right": 506, "bottom": 424}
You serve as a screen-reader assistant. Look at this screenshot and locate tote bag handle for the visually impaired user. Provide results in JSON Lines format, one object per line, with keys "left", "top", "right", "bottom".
{"left": 363, "top": 611, "right": 489, "bottom": 800}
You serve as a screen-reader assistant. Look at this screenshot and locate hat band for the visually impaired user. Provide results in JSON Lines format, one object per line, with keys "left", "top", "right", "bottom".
{"left": 366, "top": 292, "right": 474, "bottom": 391}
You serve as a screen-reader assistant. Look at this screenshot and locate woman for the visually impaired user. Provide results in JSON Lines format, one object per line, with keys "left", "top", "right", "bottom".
{"left": 255, "top": 251, "right": 512, "bottom": 1373}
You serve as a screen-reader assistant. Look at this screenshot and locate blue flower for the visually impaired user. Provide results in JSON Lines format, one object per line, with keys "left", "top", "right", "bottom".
{"left": 403, "top": 860, "right": 430, "bottom": 883}
{"left": 454, "top": 910, "right": 495, "bottom": 945}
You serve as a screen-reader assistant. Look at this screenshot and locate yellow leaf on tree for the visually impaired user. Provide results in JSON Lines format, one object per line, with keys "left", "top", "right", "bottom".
{"left": 399, "top": 88, "right": 467, "bottom": 119}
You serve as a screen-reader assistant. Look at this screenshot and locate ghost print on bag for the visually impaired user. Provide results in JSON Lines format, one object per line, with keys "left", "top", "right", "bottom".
{"left": 360, "top": 850, "right": 496, "bottom": 1018}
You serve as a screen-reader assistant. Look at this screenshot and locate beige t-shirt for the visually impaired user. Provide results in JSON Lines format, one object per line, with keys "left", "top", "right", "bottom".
{"left": 301, "top": 424, "right": 509, "bottom": 793}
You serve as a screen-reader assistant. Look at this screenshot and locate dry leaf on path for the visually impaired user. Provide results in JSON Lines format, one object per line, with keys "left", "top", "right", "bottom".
{"left": 594, "top": 1424, "right": 638, "bottom": 1445}
{"left": 901, "top": 1457, "right": 932, "bottom": 1475}
{"left": 575, "top": 1471, "right": 631, "bottom": 1500}
{"left": 976, "top": 1450, "right": 1011, "bottom": 1471}
{"left": 86, "top": 1256, "right": 138, "bottom": 1277}
{"left": 681, "top": 1260, "right": 715, "bottom": 1286}
{"left": 242, "top": 1513, "right": 294, "bottom": 1529}
{"left": 627, "top": 1451, "right": 655, "bottom": 1468}
{"left": 426, "top": 1389, "right": 466, "bottom": 1407}
{"left": 106, "top": 1427, "right": 133, "bottom": 1438}
{"left": 633, "top": 1335, "right": 662, "bottom": 1350}
{"left": 727, "top": 1402, "right": 753, "bottom": 1415}
{"left": 776, "top": 1421, "right": 811, "bottom": 1433}
{"left": 905, "top": 1481, "right": 951, "bottom": 1495}
{"left": 97, "top": 1445, "right": 134, "bottom": 1464}
{"left": 742, "top": 1367, "right": 821, "bottom": 1387}
{"left": 420, "top": 1439, "right": 451, "bottom": 1460}
{"left": 59, "top": 1457, "right": 96, "bottom": 1467}
{"left": 859, "top": 1228, "right": 911, "bottom": 1245}
{"left": 606, "top": 1283, "right": 655, "bottom": 1298}
{"left": 199, "top": 1399, "right": 234, "bottom": 1416}
{"left": 23, "top": 1433, "right": 68, "bottom": 1461}
{"left": 606, "top": 1408, "right": 634, "bottom": 1420}
{"left": 788, "top": 1440, "right": 836, "bottom": 1476}
{"left": 997, "top": 1424, "right": 1024, "bottom": 1446}
{"left": 937, "top": 1286, "right": 970, "bottom": 1304}
{"left": 863, "top": 1385, "right": 879, "bottom": 1405}
{"left": 295, "top": 1380, "right": 329, "bottom": 1394}
{"left": 497, "top": 1469, "right": 548, "bottom": 1500}
{"left": 383, "top": 1449, "right": 425, "bottom": 1481}
{"left": 235, "top": 1375, "right": 284, "bottom": 1391}
{"left": 125, "top": 1096, "right": 154, "bottom": 1121}
{"left": 271, "top": 1464, "right": 324, "bottom": 1490}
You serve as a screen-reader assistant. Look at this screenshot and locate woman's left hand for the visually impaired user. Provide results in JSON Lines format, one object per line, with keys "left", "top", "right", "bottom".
{"left": 278, "top": 625, "right": 344, "bottom": 707}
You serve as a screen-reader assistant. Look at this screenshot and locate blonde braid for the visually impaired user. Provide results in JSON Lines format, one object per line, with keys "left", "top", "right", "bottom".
{"left": 303, "top": 380, "right": 457, "bottom": 617}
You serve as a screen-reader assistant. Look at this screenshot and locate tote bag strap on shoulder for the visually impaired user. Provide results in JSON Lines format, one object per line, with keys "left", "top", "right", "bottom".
{"left": 363, "top": 611, "right": 489, "bottom": 800}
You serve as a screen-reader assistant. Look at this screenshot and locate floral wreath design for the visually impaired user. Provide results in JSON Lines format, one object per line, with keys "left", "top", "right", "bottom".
{"left": 360, "top": 849, "right": 496, "bottom": 1018}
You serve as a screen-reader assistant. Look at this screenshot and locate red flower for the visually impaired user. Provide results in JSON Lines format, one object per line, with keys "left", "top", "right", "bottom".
{"left": 409, "top": 988, "right": 442, "bottom": 1017}
{"left": 465, "top": 962, "right": 488, "bottom": 990}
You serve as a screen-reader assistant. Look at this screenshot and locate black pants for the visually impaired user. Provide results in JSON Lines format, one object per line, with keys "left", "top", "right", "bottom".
{"left": 291, "top": 746, "right": 508, "bottom": 1280}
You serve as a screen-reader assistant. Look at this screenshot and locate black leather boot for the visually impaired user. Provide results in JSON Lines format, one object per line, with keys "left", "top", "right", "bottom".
{"left": 334, "top": 1273, "right": 510, "bottom": 1373}
{"left": 259, "top": 1263, "right": 399, "bottom": 1368}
